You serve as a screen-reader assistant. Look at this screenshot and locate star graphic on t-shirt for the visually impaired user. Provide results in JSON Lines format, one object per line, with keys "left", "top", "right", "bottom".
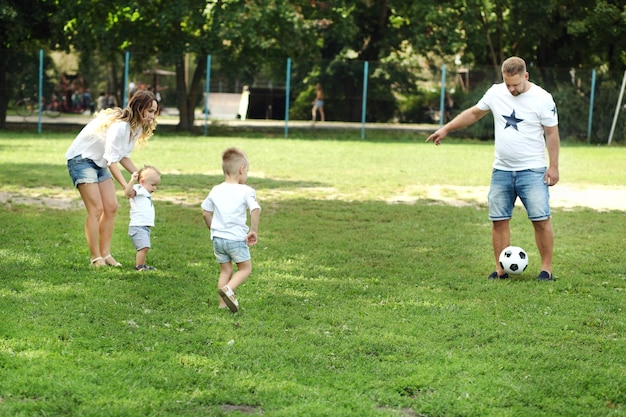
{"left": 502, "top": 110, "right": 523, "bottom": 130}
{"left": 551, "top": 106, "right": 557, "bottom": 116}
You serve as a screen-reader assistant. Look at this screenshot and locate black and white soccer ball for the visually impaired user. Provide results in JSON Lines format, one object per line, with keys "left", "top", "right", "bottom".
{"left": 499, "top": 246, "right": 528, "bottom": 275}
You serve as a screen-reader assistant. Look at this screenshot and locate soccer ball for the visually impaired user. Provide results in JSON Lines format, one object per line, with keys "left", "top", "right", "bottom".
{"left": 499, "top": 246, "right": 528, "bottom": 275}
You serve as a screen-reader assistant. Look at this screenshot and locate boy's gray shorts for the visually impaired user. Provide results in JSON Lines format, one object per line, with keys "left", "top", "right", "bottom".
{"left": 129, "top": 226, "right": 151, "bottom": 250}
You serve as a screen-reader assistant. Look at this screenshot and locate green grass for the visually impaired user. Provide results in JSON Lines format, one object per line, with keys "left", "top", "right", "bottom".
{"left": 1, "top": 131, "right": 625, "bottom": 416}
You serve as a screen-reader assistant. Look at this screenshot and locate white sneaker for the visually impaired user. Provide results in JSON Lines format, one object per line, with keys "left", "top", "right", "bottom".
{"left": 218, "top": 286, "right": 239, "bottom": 313}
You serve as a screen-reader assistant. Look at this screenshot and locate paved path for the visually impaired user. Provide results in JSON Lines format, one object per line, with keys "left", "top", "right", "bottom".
{"left": 5, "top": 110, "right": 438, "bottom": 133}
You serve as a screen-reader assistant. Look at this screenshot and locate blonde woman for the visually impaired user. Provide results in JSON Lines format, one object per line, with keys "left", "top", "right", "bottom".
{"left": 66, "top": 90, "right": 158, "bottom": 267}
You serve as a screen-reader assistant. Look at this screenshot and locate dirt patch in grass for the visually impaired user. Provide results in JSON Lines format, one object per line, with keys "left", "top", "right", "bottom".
{"left": 387, "top": 184, "right": 626, "bottom": 212}
{"left": 2, "top": 184, "right": 625, "bottom": 212}
{"left": 0, "top": 188, "right": 84, "bottom": 210}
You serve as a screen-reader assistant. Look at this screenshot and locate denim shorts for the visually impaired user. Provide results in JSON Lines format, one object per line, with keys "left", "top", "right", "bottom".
{"left": 129, "top": 226, "right": 151, "bottom": 250}
{"left": 212, "top": 237, "right": 251, "bottom": 264}
{"left": 67, "top": 155, "right": 112, "bottom": 188}
{"left": 488, "top": 168, "right": 550, "bottom": 221}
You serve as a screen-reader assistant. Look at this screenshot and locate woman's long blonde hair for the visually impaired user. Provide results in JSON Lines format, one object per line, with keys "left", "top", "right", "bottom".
{"left": 95, "top": 90, "right": 158, "bottom": 147}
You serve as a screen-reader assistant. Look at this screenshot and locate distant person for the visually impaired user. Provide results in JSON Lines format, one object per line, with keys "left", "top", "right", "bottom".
{"left": 124, "top": 166, "right": 161, "bottom": 271}
{"left": 96, "top": 92, "right": 106, "bottom": 112}
{"left": 65, "top": 90, "right": 158, "bottom": 267}
{"left": 83, "top": 89, "right": 94, "bottom": 114}
{"left": 106, "top": 92, "right": 116, "bottom": 109}
{"left": 426, "top": 56, "right": 560, "bottom": 281}
{"left": 201, "top": 148, "right": 261, "bottom": 312}
{"left": 311, "top": 83, "right": 325, "bottom": 122}
{"left": 71, "top": 89, "right": 82, "bottom": 111}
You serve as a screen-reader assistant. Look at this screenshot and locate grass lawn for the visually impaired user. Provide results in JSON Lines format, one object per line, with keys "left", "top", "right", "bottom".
{"left": 0, "top": 130, "right": 625, "bottom": 416}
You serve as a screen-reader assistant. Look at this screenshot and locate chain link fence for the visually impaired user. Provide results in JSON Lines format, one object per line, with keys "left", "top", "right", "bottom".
{"left": 5, "top": 51, "right": 626, "bottom": 144}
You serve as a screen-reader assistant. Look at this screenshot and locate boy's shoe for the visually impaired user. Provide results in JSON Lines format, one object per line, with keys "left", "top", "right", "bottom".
{"left": 135, "top": 264, "right": 157, "bottom": 271}
{"left": 218, "top": 286, "right": 239, "bottom": 313}
{"left": 488, "top": 271, "right": 509, "bottom": 279}
{"left": 536, "top": 270, "right": 554, "bottom": 281}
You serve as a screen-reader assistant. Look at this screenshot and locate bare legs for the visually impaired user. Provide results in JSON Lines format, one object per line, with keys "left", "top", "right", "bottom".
{"left": 492, "top": 218, "right": 553, "bottom": 276}
{"left": 312, "top": 106, "right": 325, "bottom": 122}
{"left": 77, "top": 180, "right": 119, "bottom": 266}
{"left": 135, "top": 247, "right": 149, "bottom": 267}
{"left": 218, "top": 260, "right": 252, "bottom": 308}
{"left": 492, "top": 220, "right": 511, "bottom": 276}
{"left": 532, "top": 219, "right": 553, "bottom": 274}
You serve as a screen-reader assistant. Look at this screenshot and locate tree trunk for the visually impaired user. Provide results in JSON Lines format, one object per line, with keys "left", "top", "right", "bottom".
{"left": 175, "top": 53, "right": 207, "bottom": 132}
{"left": 0, "top": 53, "right": 8, "bottom": 129}
{"left": 175, "top": 56, "right": 192, "bottom": 131}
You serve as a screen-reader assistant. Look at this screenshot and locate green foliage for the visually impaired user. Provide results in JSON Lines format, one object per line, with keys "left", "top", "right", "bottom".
{"left": 0, "top": 0, "right": 59, "bottom": 127}
{"left": 1, "top": 133, "right": 626, "bottom": 415}
{"left": 4, "top": 0, "right": 626, "bottom": 133}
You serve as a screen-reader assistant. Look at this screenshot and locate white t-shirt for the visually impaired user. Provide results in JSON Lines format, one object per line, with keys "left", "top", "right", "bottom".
{"left": 201, "top": 182, "right": 261, "bottom": 241}
{"left": 65, "top": 115, "right": 142, "bottom": 167}
{"left": 129, "top": 184, "right": 155, "bottom": 227}
{"left": 477, "top": 82, "right": 558, "bottom": 171}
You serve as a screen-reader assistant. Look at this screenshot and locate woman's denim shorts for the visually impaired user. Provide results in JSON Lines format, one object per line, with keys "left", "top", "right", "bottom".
{"left": 67, "top": 155, "right": 112, "bottom": 188}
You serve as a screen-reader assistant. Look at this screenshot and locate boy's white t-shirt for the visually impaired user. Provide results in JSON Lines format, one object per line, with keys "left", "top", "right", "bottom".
{"left": 65, "top": 117, "right": 142, "bottom": 167}
{"left": 129, "top": 184, "right": 155, "bottom": 227}
{"left": 477, "top": 83, "right": 558, "bottom": 171}
{"left": 201, "top": 182, "right": 261, "bottom": 241}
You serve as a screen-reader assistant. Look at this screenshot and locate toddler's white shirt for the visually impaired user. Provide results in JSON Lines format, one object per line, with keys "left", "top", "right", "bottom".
{"left": 201, "top": 182, "right": 261, "bottom": 241}
{"left": 129, "top": 184, "right": 155, "bottom": 227}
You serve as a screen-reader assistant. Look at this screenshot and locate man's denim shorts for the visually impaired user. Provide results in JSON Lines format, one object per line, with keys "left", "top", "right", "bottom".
{"left": 488, "top": 168, "right": 550, "bottom": 221}
{"left": 67, "top": 155, "right": 112, "bottom": 188}
{"left": 212, "top": 237, "right": 251, "bottom": 264}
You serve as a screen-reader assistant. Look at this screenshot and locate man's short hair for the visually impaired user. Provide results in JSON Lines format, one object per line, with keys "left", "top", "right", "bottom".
{"left": 501, "top": 57, "right": 527, "bottom": 76}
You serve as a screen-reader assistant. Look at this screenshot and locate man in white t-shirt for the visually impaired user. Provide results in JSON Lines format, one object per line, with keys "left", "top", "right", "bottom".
{"left": 426, "top": 56, "right": 560, "bottom": 281}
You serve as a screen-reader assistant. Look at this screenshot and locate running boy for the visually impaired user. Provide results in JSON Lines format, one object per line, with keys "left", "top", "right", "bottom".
{"left": 124, "top": 165, "right": 161, "bottom": 271}
{"left": 201, "top": 148, "right": 261, "bottom": 312}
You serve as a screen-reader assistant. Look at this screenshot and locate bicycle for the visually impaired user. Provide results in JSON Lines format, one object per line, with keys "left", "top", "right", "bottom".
{"left": 14, "top": 95, "right": 62, "bottom": 118}
{"left": 15, "top": 97, "right": 35, "bottom": 117}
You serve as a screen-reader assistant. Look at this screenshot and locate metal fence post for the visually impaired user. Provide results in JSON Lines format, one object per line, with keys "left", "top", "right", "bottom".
{"left": 361, "top": 61, "right": 369, "bottom": 140}
{"left": 285, "top": 58, "right": 291, "bottom": 139}
{"left": 608, "top": 70, "right": 626, "bottom": 146}
{"left": 123, "top": 51, "right": 130, "bottom": 108}
{"left": 38, "top": 49, "right": 43, "bottom": 134}
{"left": 204, "top": 54, "right": 211, "bottom": 136}
{"left": 587, "top": 69, "right": 596, "bottom": 145}
{"left": 438, "top": 64, "right": 447, "bottom": 128}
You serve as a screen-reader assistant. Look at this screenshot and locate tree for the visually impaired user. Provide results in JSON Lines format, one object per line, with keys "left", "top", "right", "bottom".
{"left": 0, "top": 0, "right": 58, "bottom": 129}
{"left": 57, "top": 0, "right": 318, "bottom": 131}
{"left": 3, "top": 1, "right": 626, "bottom": 130}
{"left": 447, "top": 0, "right": 626, "bottom": 72}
